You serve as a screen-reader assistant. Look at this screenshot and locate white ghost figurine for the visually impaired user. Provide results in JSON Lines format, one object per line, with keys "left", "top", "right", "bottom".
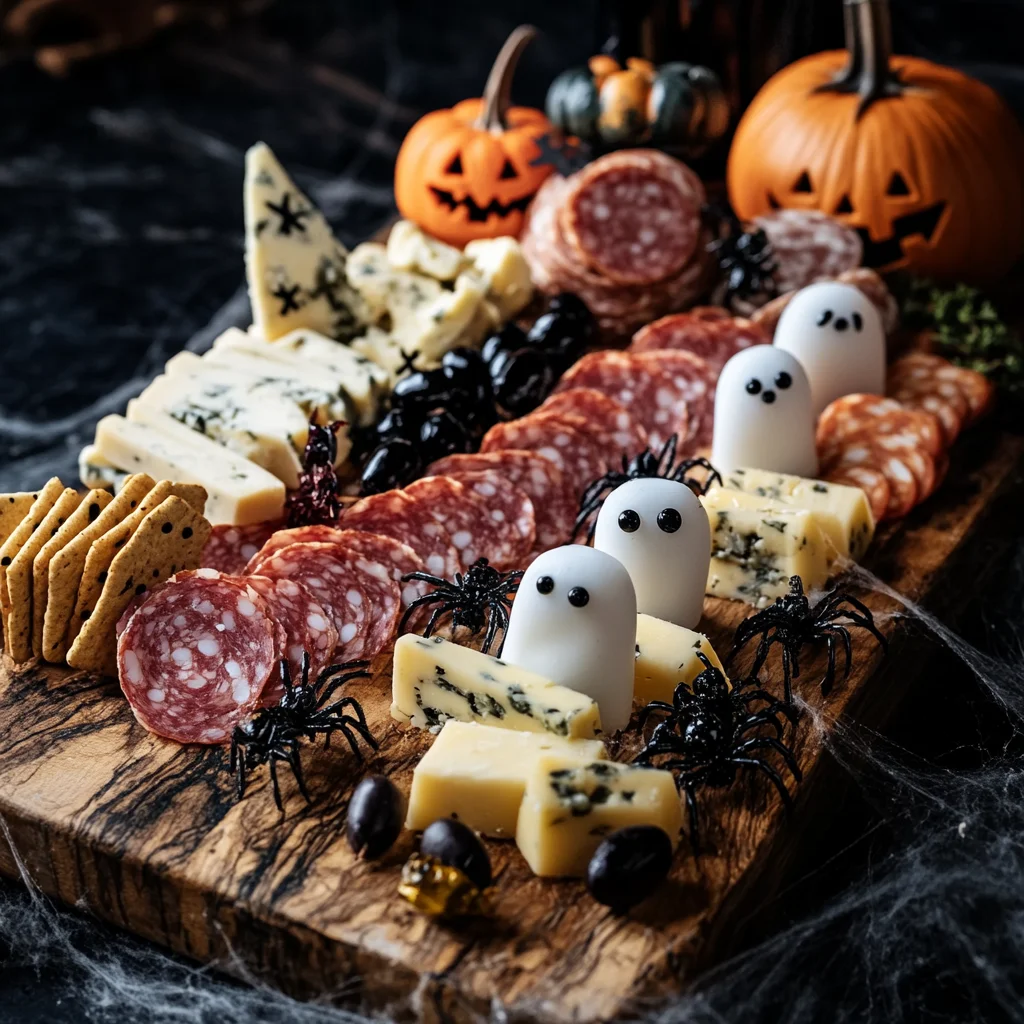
{"left": 712, "top": 346, "right": 818, "bottom": 478}
{"left": 501, "top": 545, "right": 637, "bottom": 733}
{"left": 593, "top": 478, "right": 710, "bottom": 630}
{"left": 773, "top": 281, "right": 886, "bottom": 415}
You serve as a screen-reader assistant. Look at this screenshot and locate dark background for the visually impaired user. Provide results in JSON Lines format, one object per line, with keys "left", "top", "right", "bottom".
{"left": 2, "top": 2, "right": 1024, "bottom": 1021}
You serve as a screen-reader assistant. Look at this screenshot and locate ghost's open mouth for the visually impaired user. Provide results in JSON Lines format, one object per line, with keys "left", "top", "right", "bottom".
{"left": 429, "top": 186, "right": 534, "bottom": 223}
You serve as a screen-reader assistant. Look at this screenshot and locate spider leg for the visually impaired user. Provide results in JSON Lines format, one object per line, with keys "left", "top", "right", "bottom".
{"left": 683, "top": 780, "right": 702, "bottom": 855}
{"left": 232, "top": 739, "right": 246, "bottom": 801}
{"left": 731, "top": 756, "right": 794, "bottom": 811}
{"left": 735, "top": 736, "right": 803, "bottom": 781}
{"left": 397, "top": 591, "right": 442, "bottom": 634}
{"left": 268, "top": 755, "right": 285, "bottom": 812}
{"left": 315, "top": 664, "right": 372, "bottom": 710}
{"left": 422, "top": 602, "right": 449, "bottom": 640}
{"left": 481, "top": 602, "right": 501, "bottom": 656}
{"left": 820, "top": 633, "right": 838, "bottom": 696}
{"left": 287, "top": 743, "right": 312, "bottom": 805}
{"left": 734, "top": 709, "right": 786, "bottom": 740}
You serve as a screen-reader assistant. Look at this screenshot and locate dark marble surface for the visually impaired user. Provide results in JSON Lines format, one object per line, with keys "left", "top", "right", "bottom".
{"left": 2, "top": 2, "right": 1024, "bottom": 1022}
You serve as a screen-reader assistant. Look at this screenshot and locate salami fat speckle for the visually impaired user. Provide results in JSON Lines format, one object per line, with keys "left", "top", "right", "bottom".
{"left": 202, "top": 520, "right": 283, "bottom": 575}
{"left": 117, "top": 568, "right": 277, "bottom": 745}
{"left": 753, "top": 209, "right": 863, "bottom": 293}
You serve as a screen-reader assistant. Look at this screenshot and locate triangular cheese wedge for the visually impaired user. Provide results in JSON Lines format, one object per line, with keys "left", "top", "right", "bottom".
{"left": 244, "top": 142, "right": 367, "bottom": 342}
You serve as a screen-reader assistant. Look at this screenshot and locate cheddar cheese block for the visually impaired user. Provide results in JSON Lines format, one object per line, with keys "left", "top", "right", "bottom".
{"left": 634, "top": 614, "right": 727, "bottom": 705}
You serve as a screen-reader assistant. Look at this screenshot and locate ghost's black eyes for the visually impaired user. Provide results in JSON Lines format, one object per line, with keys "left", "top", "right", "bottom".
{"left": 657, "top": 508, "right": 682, "bottom": 533}
{"left": 618, "top": 509, "right": 640, "bottom": 533}
{"left": 817, "top": 310, "right": 833, "bottom": 327}
{"left": 536, "top": 575, "right": 554, "bottom": 595}
{"left": 746, "top": 378, "right": 762, "bottom": 395}
{"left": 775, "top": 372, "right": 792, "bottom": 390}
{"left": 852, "top": 312, "right": 863, "bottom": 331}
{"left": 568, "top": 586, "right": 589, "bottom": 608}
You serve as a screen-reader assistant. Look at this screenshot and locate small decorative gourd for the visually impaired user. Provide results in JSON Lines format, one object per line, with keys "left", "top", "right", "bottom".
{"left": 394, "top": 25, "right": 555, "bottom": 248}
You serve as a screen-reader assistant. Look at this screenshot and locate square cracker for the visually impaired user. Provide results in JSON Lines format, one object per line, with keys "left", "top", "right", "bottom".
{"left": 5, "top": 488, "right": 82, "bottom": 663}
{"left": 0, "top": 478, "right": 65, "bottom": 638}
{"left": 31, "top": 489, "right": 113, "bottom": 658}
{"left": 42, "top": 473, "right": 156, "bottom": 664}
{"left": 0, "top": 493, "right": 40, "bottom": 549}
{"left": 66, "top": 495, "right": 212, "bottom": 675}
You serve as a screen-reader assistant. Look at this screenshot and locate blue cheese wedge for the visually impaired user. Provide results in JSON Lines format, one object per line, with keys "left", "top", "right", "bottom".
{"left": 406, "top": 721, "right": 606, "bottom": 837}
{"left": 78, "top": 444, "right": 129, "bottom": 492}
{"left": 92, "top": 413, "right": 285, "bottom": 526}
{"left": 700, "top": 490, "right": 835, "bottom": 607}
{"left": 719, "top": 468, "right": 875, "bottom": 560}
{"left": 244, "top": 142, "right": 367, "bottom": 342}
{"left": 516, "top": 756, "right": 683, "bottom": 877}
{"left": 346, "top": 242, "right": 444, "bottom": 326}
{"left": 634, "top": 613, "right": 727, "bottom": 705}
{"left": 386, "top": 219, "right": 466, "bottom": 281}
{"left": 463, "top": 236, "right": 534, "bottom": 320}
{"left": 391, "top": 633, "right": 603, "bottom": 739}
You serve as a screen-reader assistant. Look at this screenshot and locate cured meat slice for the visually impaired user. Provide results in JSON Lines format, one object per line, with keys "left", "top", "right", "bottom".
{"left": 538, "top": 388, "right": 649, "bottom": 460}
{"left": 633, "top": 349, "right": 716, "bottom": 451}
{"left": 816, "top": 395, "right": 944, "bottom": 458}
{"left": 630, "top": 312, "right": 767, "bottom": 370}
{"left": 887, "top": 353, "right": 994, "bottom": 427}
{"left": 551, "top": 350, "right": 694, "bottom": 453}
{"left": 244, "top": 575, "right": 338, "bottom": 700}
{"left": 752, "top": 209, "right": 863, "bottom": 293}
{"left": 479, "top": 411, "right": 618, "bottom": 504}
{"left": 425, "top": 450, "right": 576, "bottom": 553}
{"left": 823, "top": 465, "right": 890, "bottom": 524}
{"left": 442, "top": 469, "right": 536, "bottom": 568}
{"left": 822, "top": 442, "right": 919, "bottom": 519}
{"left": 117, "top": 568, "right": 277, "bottom": 745}
{"left": 561, "top": 150, "right": 705, "bottom": 286}
{"left": 321, "top": 529, "right": 427, "bottom": 607}
{"left": 340, "top": 490, "right": 461, "bottom": 579}
{"left": 255, "top": 542, "right": 401, "bottom": 661}
{"left": 201, "top": 520, "right": 283, "bottom": 575}
{"left": 244, "top": 524, "right": 348, "bottom": 575}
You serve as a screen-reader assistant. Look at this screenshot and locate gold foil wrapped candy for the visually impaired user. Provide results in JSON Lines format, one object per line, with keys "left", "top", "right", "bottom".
{"left": 398, "top": 854, "right": 493, "bottom": 918}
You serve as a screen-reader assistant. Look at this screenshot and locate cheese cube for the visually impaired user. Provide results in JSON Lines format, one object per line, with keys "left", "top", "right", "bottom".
{"left": 386, "top": 219, "right": 466, "bottom": 282}
{"left": 406, "top": 722, "right": 606, "bottom": 837}
{"left": 346, "top": 242, "right": 445, "bottom": 327}
{"left": 718, "top": 468, "right": 875, "bottom": 560}
{"left": 92, "top": 413, "right": 285, "bottom": 526}
{"left": 516, "top": 756, "right": 683, "bottom": 877}
{"left": 463, "top": 236, "right": 534, "bottom": 320}
{"left": 701, "top": 491, "right": 834, "bottom": 607}
{"left": 634, "top": 613, "right": 726, "bottom": 705}
{"left": 391, "top": 634, "right": 602, "bottom": 739}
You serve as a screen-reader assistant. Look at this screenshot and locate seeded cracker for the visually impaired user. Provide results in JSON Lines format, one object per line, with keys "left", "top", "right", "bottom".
{"left": 67, "top": 495, "right": 211, "bottom": 675}
{"left": 0, "top": 478, "right": 64, "bottom": 640}
{"left": 42, "top": 474, "right": 156, "bottom": 664}
{"left": 0, "top": 493, "right": 39, "bottom": 548}
{"left": 5, "top": 488, "right": 82, "bottom": 663}
{"left": 30, "top": 489, "right": 113, "bottom": 658}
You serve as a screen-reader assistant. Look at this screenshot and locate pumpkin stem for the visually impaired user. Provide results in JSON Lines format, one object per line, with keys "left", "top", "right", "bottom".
{"left": 476, "top": 24, "right": 537, "bottom": 134}
{"left": 815, "top": 0, "right": 903, "bottom": 118}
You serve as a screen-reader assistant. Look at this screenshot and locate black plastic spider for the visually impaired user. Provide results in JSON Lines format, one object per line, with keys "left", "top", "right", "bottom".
{"left": 705, "top": 205, "right": 779, "bottom": 306}
{"left": 398, "top": 557, "right": 522, "bottom": 655}
{"left": 634, "top": 653, "right": 801, "bottom": 849}
{"left": 286, "top": 417, "right": 344, "bottom": 527}
{"left": 574, "top": 434, "right": 722, "bottom": 541}
{"left": 729, "top": 575, "right": 888, "bottom": 705}
{"left": 230, "top": 653, "right": 375, "bottom": 811}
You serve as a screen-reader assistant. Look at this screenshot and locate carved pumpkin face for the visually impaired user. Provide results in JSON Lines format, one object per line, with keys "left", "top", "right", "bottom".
{"left": 396, "top": 98, "right": 553, "bottom": 247}
{"left": 728, "top": 50, "right": 1024, "bottom": 284}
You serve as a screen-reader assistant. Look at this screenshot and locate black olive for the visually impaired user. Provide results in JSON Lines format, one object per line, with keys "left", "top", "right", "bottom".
{"left": 586, "top": 825, "right": 673, "bottom": 912}
{"left": 375, "top": 406, "right": 421, "bottom": 444}
{"left": 548, "top": 291, "right": 593, "bottom": 327}
{"left": 419, "top": 409, "right": 471, "bottom": 464}
{"left": 346, "top": 775, "right": 405, "bottom": 860}
{"left": 442, "top": 346, "right": 489, "bottom": 387}
{"left": 481, "top": 322, "right": 528, "bottom": 366}
{"left": 420, "top": 819, "right": 492, "bottom": 890}
{"left": 526, "top": 311, "right": 588, "bottom": 370}
{"left": 490, "top": 347, "right": 557, "bottom": 417}
{"left": 360, "top": 438, "right": 423, "bottom": 495}
{"left": 392, "top": 368, "right": 449, "bottom": 409}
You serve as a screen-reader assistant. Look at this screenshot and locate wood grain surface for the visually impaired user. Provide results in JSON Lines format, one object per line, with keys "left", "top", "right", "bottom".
{"left": 0, "top": 429, "right": 1021, "bottom": 1023}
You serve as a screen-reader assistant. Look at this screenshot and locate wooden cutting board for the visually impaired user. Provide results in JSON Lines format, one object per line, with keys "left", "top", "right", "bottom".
{"left": 1, "top": 428, "right": 1021, "bottom": 1024}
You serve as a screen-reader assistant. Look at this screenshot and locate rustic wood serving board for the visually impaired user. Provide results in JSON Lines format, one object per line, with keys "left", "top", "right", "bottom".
{"left": 1, "top": 428, "right": 1021, "bottom": 1023}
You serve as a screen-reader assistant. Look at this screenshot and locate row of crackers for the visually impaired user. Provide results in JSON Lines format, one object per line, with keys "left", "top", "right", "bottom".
{"left": 815, "top": 353, "right": 994, "bottom": 521}
{"left": 0, "top": 474, "right": 210, "bottom": 674}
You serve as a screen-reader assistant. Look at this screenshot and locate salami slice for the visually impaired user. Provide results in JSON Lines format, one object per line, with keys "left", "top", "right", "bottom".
{"left": 340, "top": 490, "right": 461, "bottom": 579}
{"left": 836, "top": 268, "right": 900, "bottom": 335}
{"left": 551, "top": 350, "right": 693, "bottom": 453}
{"left": 442, "top": 469, "right": 536, "bottom": 568}
{"left": 824, "top": 465, "right": 891, "bottom": 524}
{"left": 823, "top": 442, "right": 920, "bottom": 519}
{"left": 244, "top": 575, "right": 338, "bottom": 700}
{"left": 630, "top": 312, "right": 767, "bottom": 370}
{"left": 633, "top": 349, "right": 717, "bottom": 452}
{"left": 201, "top": 520, "right": 283, "bottom": 575}
{"left": 244, "top": 524, "right": 348, "bottom": 575}
{"left": 425, "top": 450, "right": 576, "bottom": 553}
{"left": 816, "top": 395, "right": 944, "bottom": 458}
{"left": 561, "top": 150, "right": 704, "bottom": 286}
{"left": 117, "top": 568, "right": 277, "bottom": 745}
{"left": 318, "top": 529, "right": 427, "bottom": 607}
{"left": 539, "top": 388, "right": 649, "bottom": 460}
{"left": 753, "top": 209, "right": 863, "bottom": 293}
{"left": 255, "top": 542, "right": 400, "bottom": 662}
{"left": 888, "top": 353, "right": 994, "bottom": 427}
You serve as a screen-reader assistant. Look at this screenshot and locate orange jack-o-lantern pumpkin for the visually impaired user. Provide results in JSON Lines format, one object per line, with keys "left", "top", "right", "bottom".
{"left": 395, "top": 25, "right": 555, "bottom": 247}
{"left": 727, "top": 0, "right": 1024, "bottom": 284}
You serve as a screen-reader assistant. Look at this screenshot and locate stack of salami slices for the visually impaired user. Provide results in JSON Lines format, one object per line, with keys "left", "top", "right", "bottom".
{"left": 816, "top": 354, "right": 994, "bottom": 521}
{"left": 752, "top": 209, "right": 864, "bottom": 294}
{"left": 520, "top": 150, "right": 713, "bottom": 338}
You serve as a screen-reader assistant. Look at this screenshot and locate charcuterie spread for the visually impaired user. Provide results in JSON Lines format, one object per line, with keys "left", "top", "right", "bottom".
{"left": 4, "top": 11, "right": 1021, "bottom": 979}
